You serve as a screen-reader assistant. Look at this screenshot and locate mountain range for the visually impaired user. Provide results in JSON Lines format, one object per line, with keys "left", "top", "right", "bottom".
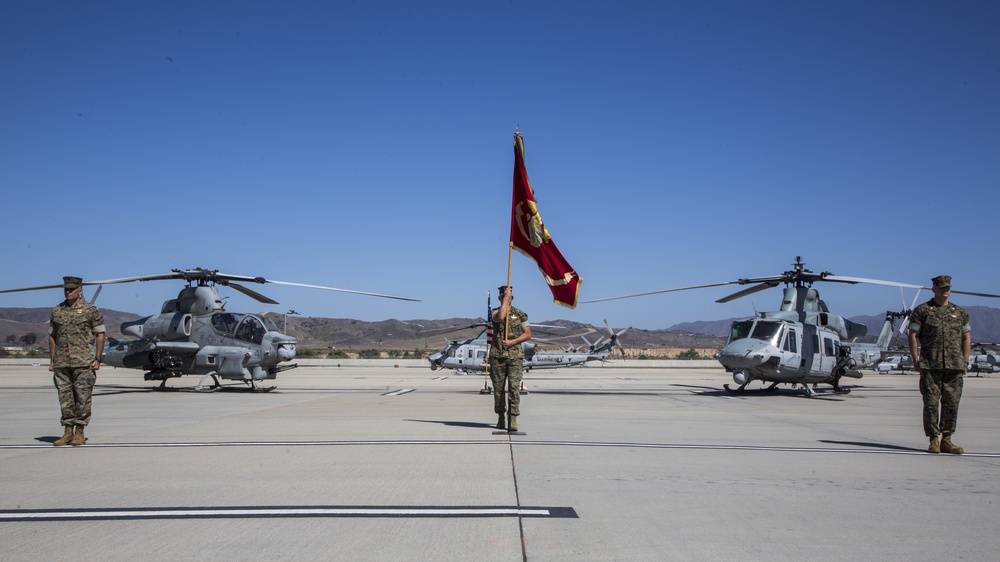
{"left": 4, "top": 306, "right": 1000, "bottom": 352}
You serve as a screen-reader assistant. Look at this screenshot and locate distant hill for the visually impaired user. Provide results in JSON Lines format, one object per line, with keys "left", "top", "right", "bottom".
{"left": 255, "top": 315, "right": 726, "bottom": 353}
{"left": 0, "top": 308, "right": 143, "bottom": 347}
{"left": 0, "top": 308, "right": 724, "bottom": 353}
{"left": 4, "top": 305, "right": 998, "bottom": 353}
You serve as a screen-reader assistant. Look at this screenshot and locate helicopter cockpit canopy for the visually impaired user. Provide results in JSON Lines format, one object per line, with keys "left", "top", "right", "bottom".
{"left": 729, "top": 319, "right": 783, "bottom": 346}
{"left": 235, "top": 315, "right": 266, "bottom": 345}
{"left": 212, "top": 312, "right": 242, "bottom": 334}
{"left": 211, "top": 312, "right": 279, "bottom": 345}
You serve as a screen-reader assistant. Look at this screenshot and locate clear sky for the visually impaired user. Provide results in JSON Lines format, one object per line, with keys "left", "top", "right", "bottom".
{"left": 2, "top": 1, "right": 998, "bottom": 330}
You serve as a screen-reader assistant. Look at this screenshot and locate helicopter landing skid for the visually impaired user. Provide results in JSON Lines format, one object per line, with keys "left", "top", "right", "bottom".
{"left": 723, "top": 381, "right": 780, "bottom": 394}
{"left": 191, "top": 372, "right": 223, "bottom": 392}
{"left": 240, "top": 381, "right": 277, "bottom": 393}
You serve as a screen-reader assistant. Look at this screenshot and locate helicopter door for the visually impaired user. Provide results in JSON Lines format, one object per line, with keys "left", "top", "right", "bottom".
{"left": 817, "top": 331, "right": 839, "bottom": 374}
{"left": 778, "top": 327, "right": 800, "bottom": 371}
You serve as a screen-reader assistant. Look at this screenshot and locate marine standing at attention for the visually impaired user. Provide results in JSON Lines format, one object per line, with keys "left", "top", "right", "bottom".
{"left": 908, "top": 275, "right": 971, "bottom": 454}
{"left": 490, "top": 285, "right": 531, "bottom": 431}
{"left": 49, "top": 276, "right": 106, "bottom": 446}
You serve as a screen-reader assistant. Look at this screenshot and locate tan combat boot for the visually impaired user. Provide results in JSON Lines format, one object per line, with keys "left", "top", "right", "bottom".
{"left": 940, "top": 436, "right": 964, "bottom": 455}
{"left": 53, "top": 426, "right": 74, "bottom": 447}
{"left": 928, "top": 437, "right": 940, "bottom": 453}
{"left": 509, "top": 415, "right": 518, "bottom": 432}
{"left": 496, "top": 414, "right": 505, "bottom": 430}
{"left": 70, "top": 425, "right": 86, "bottom": 446}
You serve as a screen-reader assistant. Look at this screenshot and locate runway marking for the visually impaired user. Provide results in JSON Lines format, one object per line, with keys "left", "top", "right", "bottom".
{"left": 0, "top": 505, "right": 578, "bottom": 522}
{"left": 382, "top": 388, "right": 415, "bottom": 396}
{"left": 5, "top": 439, "right": 999, "bottom": 457}
{"left": 432, "top": 376, "right": 448, "bottom": 381}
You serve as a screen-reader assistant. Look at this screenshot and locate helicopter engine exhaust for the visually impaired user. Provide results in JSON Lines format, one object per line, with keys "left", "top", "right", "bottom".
{"left": 122, "top": 313, "right": 193, "bottom": 340}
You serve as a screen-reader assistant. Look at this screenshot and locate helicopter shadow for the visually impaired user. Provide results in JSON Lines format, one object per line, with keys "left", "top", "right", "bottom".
{"left": 819, "top": 440, "right": 926, "bottom": 453}
{"left": 405, "top": 419, "right": 496, "bottom": 429}
{"left": 681, "top": 385, "right": 849, "bottom": 401}
{"left": 92, "top": 384, "right": 163, "bottom": 396}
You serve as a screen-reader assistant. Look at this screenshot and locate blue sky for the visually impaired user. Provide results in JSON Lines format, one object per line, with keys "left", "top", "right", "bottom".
{"left": 2, "top": 1, "right": 998, "bottom": 330}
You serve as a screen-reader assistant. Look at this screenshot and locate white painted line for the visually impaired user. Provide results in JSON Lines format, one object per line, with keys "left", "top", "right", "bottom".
{"left": 383, "top": 388, "right": 415, "bottom": 396}
{"left": 0, "top": 506, "right": 579, "bottom": 521}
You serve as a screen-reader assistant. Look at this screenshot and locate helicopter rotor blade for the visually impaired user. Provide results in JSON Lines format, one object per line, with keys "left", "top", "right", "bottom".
{"left": 823, "top": 275, "right": 923, "bottom": 289}
{"left": 898, "top": 288, "right": 923, "bottom": 335}
{"left": 715, "top": 282, "right": 779, "bottom": 303}
{"left": 226, "top": 282, "right": 280, "bottom": 305}
{"left": 88, "top": 285, "right": 103, "bottom": 305}
{"left": 263, "top": 279, "right": 420, "bottom": 302}
{"left": 581, "top": 281, "right": 742, "bottom": 304}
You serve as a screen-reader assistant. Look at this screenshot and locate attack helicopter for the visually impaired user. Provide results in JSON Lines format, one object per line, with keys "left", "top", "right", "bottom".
{"left": 427, "top": 320, "right": 629, "bottom": 374}
{"left": 968, "top": 343, "right": 1000, "bottom": 375}
{"left": 0, "top": 268, "right": 418, "bottom": 391}
{"left": 584, "top": 257, "right": 1000, "bottom": 396}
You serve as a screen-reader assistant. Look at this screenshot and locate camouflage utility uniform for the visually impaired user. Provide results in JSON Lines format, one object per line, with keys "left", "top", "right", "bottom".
{"left": 909, "top": 299, "right": 970, "bottom": 438}
{"left": 50, "top": 299, "right": 105, "bottom": 428}
{"left": 489, "top": 305, "right": 528, "bottom": 417}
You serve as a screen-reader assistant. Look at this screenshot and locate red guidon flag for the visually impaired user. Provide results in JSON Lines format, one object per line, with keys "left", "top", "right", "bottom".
{"left": 509, "top": 132, "right": 582, "bottom": 308}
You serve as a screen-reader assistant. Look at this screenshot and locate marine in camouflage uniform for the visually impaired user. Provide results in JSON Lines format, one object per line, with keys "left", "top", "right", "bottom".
{"left": 49, "top": 276, "right": 106, "bottom": 446}
{"left": 907, "top": 275, "right": 971, "bottom": 454}
{"left": 489, "top": 285, "right": 531, "bottom": 431}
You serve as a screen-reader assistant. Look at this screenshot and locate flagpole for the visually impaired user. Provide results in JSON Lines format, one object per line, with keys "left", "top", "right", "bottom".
{"left": 505, "top": 242, "right": 514, "bottom": 342}
{"left": 481, "top": 290, "right": 492, "bottom": 394}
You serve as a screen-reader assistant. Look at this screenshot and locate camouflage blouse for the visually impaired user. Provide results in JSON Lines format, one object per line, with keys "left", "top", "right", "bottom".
{"left": 909, "top": 299, "right": 970, "bottom": 371}
{"left": 49, "top": 300, "right": 106, "bottom": 368}
{"left": 490, "top": 305, "right": 528, "bottom": 360}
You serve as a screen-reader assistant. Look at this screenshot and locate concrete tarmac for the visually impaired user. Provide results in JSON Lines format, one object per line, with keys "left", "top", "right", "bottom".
{"left": 1, "top": 364, "right": 998, "bottom": 561}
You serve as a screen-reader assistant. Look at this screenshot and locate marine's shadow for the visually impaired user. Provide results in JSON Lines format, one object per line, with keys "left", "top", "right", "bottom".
{"left": 406, "top": 419, "right": 495, "bottom": 429}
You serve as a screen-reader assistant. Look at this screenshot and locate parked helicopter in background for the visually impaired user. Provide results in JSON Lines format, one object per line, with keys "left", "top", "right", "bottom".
{"left": 427, "top": 320, "right": 629, "bottom": 374}
{"left": 968, "top": 343, "right": 1000, "bottom": 375}
{"left": 0, "top": 269, "right": 418, "bottom": 391}
{"left": 873, "top": 353, "right": 914, "bottom": 374}
{"left": 584, "top": 257, "right": 1000, "bottom": 396}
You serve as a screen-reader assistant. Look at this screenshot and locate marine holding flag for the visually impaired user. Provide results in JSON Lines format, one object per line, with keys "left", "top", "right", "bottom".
{"left": 510, "top": 132, "right": 582, "bottom": 308}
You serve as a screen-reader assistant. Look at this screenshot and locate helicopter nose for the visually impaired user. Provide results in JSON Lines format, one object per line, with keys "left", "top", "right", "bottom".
{"left": 718, "top": 340, "right": 772, "bottom": 370}
{"left": 428, "top": 353, "right": 442, "bottom": 370}
{"left": 277, "top": 343, "right": 296, "bottom": 361}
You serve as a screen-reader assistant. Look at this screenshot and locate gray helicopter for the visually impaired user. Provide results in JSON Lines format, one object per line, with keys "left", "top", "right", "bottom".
{"left": 585, "top": 257, "right": 1000, "bottom": 396}
{"left": 968, "top": 343, "right": 1000, "bottom": 374}
{"left": 0, "top": 268, "right": 418, "bottom": 391}
{"left": 427, "top": 320, "right": 629, "bottom": 374}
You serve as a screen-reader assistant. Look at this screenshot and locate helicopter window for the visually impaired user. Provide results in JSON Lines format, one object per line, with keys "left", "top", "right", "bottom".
{"left": 782, "top": 329, "right": 798, "bottom": 353}
{"left": 236, "top": 316, "right": 266, "bottom": 345}
{"left": 477, "top": 350, "right": 486, "bottom": 360}
{"left": 749, "top": 321, "right": 782, "bottom": 345}
{"left": 260, "top": 316, "right": 279, "bottom": 332}
{"left": 729, "top": 320, "right": 753, "bottom": 342}
{"left": 212, "top": 313, "right": 242, "bottom": 335}
{"left": 823, "top": 338, "right": 836, "bottom": 357}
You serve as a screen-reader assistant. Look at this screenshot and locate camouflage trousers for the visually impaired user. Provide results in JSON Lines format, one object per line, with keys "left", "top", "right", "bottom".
{"left": 489, "top": 357, "right": 522, "bottom": 416}
{"left": 53, "top": 367, "right": 96, "bottom": 427}
{"left": 919, "top": 369, "right": 963, "bottom": 437}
